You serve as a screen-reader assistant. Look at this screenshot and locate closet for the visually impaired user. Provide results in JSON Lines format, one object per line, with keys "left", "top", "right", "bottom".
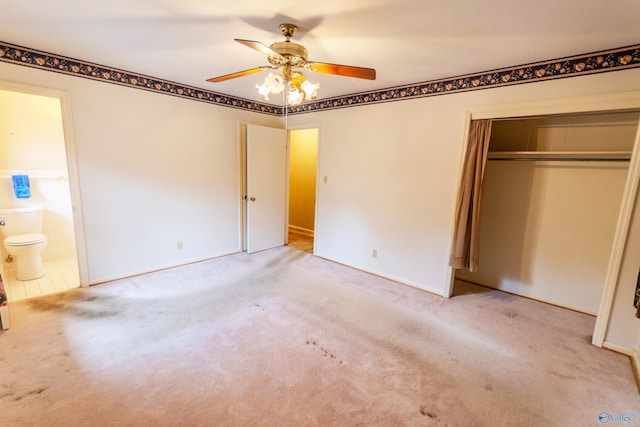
{"left": 456, "top": 111, "right": 640, "bottom": 315}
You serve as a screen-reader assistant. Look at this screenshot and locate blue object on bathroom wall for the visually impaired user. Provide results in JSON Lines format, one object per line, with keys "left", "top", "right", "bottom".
{"left": 11, "top": 174, "right": 31, "bottom": 198}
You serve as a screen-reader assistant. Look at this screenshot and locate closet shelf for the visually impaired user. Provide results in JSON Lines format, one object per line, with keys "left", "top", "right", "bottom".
{"left": 487, "top": 151, "right": 632, "bottom": 162}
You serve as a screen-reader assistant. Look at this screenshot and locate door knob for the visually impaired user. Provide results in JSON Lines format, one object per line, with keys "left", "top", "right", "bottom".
{"left": 250, "top": 197, "right": 256, "bottom": 202}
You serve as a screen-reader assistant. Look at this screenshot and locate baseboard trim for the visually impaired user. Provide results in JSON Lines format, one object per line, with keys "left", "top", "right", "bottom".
{"left": 315, "top": 254, "right": 444, "bottom": 297}
{"left": 453, "top": 276, "right": 597, "bottom": 316}
{"left": 88, "top": 249, "right": 242, "bottom": 285}
{"left": 634, "top": 351, "right": 640, "bottom": 394}
{"left": 603, "top": 341, "right": 640, "bottom": 393}
{"left": 288, "top": 225, "right": 314, "bottom": 238}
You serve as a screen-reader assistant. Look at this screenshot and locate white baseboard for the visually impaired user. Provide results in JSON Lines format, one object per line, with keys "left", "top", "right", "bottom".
{"left": 603, "top": 341, "right": 640, "bottom": 392}
{"left": 454, "top": 275, "right": 597, "bottom": 316}
{"left": 632, "top": 350, "right": 640, "bottom": 393}
{"left": 88, "top": 249, "right": 241, "bottom": 285}
{"left": 603, "top": 341, "right": 634, "bottom": 356}
{"left": 315, "top": 254, "right": 444, "bottom": 297}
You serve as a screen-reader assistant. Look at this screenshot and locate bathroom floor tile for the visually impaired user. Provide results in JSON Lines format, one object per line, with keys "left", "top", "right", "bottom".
{"left": 4, "top": 257, "right": 80, "bottom": 302}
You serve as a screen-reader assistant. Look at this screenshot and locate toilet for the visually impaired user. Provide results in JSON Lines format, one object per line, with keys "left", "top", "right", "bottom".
{"left": 0, "top": 207, "right": 48, "bottom": 281}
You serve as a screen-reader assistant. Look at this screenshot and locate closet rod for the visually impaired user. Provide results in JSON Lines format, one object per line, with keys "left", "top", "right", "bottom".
{"left": 487, "top": 151, "right": 632, "bottom": 162}
{"left": 488, "top": 157, "right": 630, "bottom": 162}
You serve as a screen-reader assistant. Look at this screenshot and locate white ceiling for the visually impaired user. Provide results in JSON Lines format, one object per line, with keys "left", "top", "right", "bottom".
{"left": 1, "top": 0, "right": 639, "bottom": 105}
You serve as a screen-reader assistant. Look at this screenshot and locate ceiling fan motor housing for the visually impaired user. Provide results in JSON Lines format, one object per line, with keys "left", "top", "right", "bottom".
{"left": 268, "top": 41, "right": 308, "bottom": 68}
{"left": 207, "top": 22, "right": 376, "bottom": 85}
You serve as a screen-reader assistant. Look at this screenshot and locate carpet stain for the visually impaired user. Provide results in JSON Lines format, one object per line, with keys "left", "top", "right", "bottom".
{"left": 306, "top": 339, "right": 343, "bottom": 364}
{"left": 550, "top": 370, "right": 577, "bottom": 380}
{"left": 484, "top": 375, "right": 494, "bottom": 391}
{"left": 71, "top": 308, "right": 119, "bottom": 319}
{"left": 13, "top": 387, "right": 47, "bottom": 401}
{"left": 250, "top": 303, "right": 266, "bottom": 311}
{"left": 419, "top": 405, "right": 436, "bottom": 418}
{"left": 28, "top": 291, "right": 110, "bottom": 307}
{"left": 26, "top": 291, "right": 120, "bottom": 319}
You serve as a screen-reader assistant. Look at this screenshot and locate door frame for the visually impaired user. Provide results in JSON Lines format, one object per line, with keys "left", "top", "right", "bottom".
{"left": 0, "top": 80, "right": 89, "bottom": 286}
{"left": 445, "top": 90, "right": 640, "bottom": 348}
{"left": 286, "top": 123, "right": 321, "bottom": 254}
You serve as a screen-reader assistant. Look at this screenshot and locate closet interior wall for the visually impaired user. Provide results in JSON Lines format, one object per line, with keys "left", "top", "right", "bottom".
{"left": 456, "top": 112, "right": 640, "bottom": 314}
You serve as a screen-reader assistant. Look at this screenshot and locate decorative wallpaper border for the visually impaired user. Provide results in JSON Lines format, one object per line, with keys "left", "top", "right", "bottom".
{"left": 289, "top": 44, "right": 640, "bottom": 114}
{"left": 0, "top": 41, "right": 281, "bottom": 115}
{"left": 1, "top": 40, "right": 639, "bottom": 115}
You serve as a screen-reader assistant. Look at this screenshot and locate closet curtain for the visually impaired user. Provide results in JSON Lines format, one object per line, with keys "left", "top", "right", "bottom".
{"left": 449, "top": 119, "right": 492, "bottom": 272}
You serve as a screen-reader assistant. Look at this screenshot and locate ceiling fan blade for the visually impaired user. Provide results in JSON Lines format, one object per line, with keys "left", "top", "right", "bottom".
{"left": 306, "top": 62, "right": 376, "bottom": 80}
{"left": 235, "top": 39, "right": 284, "bottom": 59}
{"left": 207, "top": 66, "right": 271, "bottom": 83}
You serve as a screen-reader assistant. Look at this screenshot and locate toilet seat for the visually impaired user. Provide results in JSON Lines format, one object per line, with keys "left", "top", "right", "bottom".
{"left": 4, "top": 233, "right": 47, "bottom": 246}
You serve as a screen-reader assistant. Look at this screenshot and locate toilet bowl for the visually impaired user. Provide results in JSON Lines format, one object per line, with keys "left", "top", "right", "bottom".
{"left": 0, "top": 207, "right": 48, "bottom": 281}
{"left": 4, "top": 233, "right": 48, "bottom": 280}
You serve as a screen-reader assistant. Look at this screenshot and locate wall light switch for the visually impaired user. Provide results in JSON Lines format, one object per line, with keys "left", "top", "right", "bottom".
{"left": 323, "top": 175, "right": 328, "bottom": 184}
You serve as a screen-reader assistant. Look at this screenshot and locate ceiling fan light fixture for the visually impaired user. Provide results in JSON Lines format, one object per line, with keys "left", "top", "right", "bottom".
{"left": 266, "top": 73, "right": 285, "bottom": 93}
{"left": 256, "top": 70, "right": 319, "bottom": 104}
{"left": 256, "top": 82, "right": 271, "bottom": 100}
{"left": 301, "top": 79, "right": 319, "bottom": 100}
{"left": 287, "top": 87, "right": 304, "bottom": 105}
{"left": 208, "top": 23, "right": 374, "bottom": 104}
{"left": 257, "top": 72, "right": 286, "bottom": 100}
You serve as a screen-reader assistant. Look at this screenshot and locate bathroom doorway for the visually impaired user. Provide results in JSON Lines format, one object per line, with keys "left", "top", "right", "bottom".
{"left": 0, "top": 88, "right": 81, "bottom": 301}
{"left": 287, "top": 127, "right": 319, "bottom": 254}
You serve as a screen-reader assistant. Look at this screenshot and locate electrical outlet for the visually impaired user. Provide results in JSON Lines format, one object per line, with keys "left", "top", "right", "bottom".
{"left": 177, "top": 241, "right": 183, "bottom": 250}
{"left": 372, "top": 249, "right": 378, "bottom": 258}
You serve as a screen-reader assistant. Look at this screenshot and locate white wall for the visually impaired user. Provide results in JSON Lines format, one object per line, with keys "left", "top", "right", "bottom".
{"left": 300, "top": 96, "right": 468, "bottom": 294}
{"left": 0, "top": 61, "right": 280, "bottom": 283}
{"left": 2, "top": 59, "right": 640, "bottom": 352}
{"left": 0, "top": 90, "right": 76, "bottom": 261}
{"left": 289, "top": 70, "right": 640, "bottom": 297}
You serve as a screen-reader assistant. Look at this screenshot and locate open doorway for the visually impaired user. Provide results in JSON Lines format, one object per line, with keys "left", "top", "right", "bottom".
{"left": 0, "top": 88, "right": 81, "bottom": 301}
{"left": 287, "top": 128, "right": 318, "bottom": 254}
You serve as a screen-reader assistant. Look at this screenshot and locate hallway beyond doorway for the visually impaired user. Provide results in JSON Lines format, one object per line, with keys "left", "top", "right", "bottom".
{"left": 287, "top": 230, "right": 313, "bottom": 253}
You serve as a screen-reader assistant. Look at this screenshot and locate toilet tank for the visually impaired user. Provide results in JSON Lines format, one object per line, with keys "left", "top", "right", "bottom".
{"left": 0, "top": 207, "right": 44, "bottom": 238}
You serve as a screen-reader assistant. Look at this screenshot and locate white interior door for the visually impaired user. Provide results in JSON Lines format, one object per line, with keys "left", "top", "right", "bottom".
{"left": 246, "top": 124, "right": 287, "bottom": 253}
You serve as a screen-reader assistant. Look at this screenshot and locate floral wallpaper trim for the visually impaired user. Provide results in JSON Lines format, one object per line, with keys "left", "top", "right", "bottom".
{"left": 288, "top": 44, "right": 640, "bottom": 114}
{"left": 1, "top": 41, "right": 639, "bottom": 115}
{"left": 0, "top": 41, "right": 281, "bottom": 115}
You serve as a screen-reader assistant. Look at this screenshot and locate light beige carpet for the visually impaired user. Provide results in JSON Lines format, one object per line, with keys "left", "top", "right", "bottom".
{"left": 0, "top": 246, "right": 638, "bottom": 426}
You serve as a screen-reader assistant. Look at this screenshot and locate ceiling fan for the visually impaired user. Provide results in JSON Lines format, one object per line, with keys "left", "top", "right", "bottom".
{"left": 206, "top": 23, "right": 376, "bottom": 104}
